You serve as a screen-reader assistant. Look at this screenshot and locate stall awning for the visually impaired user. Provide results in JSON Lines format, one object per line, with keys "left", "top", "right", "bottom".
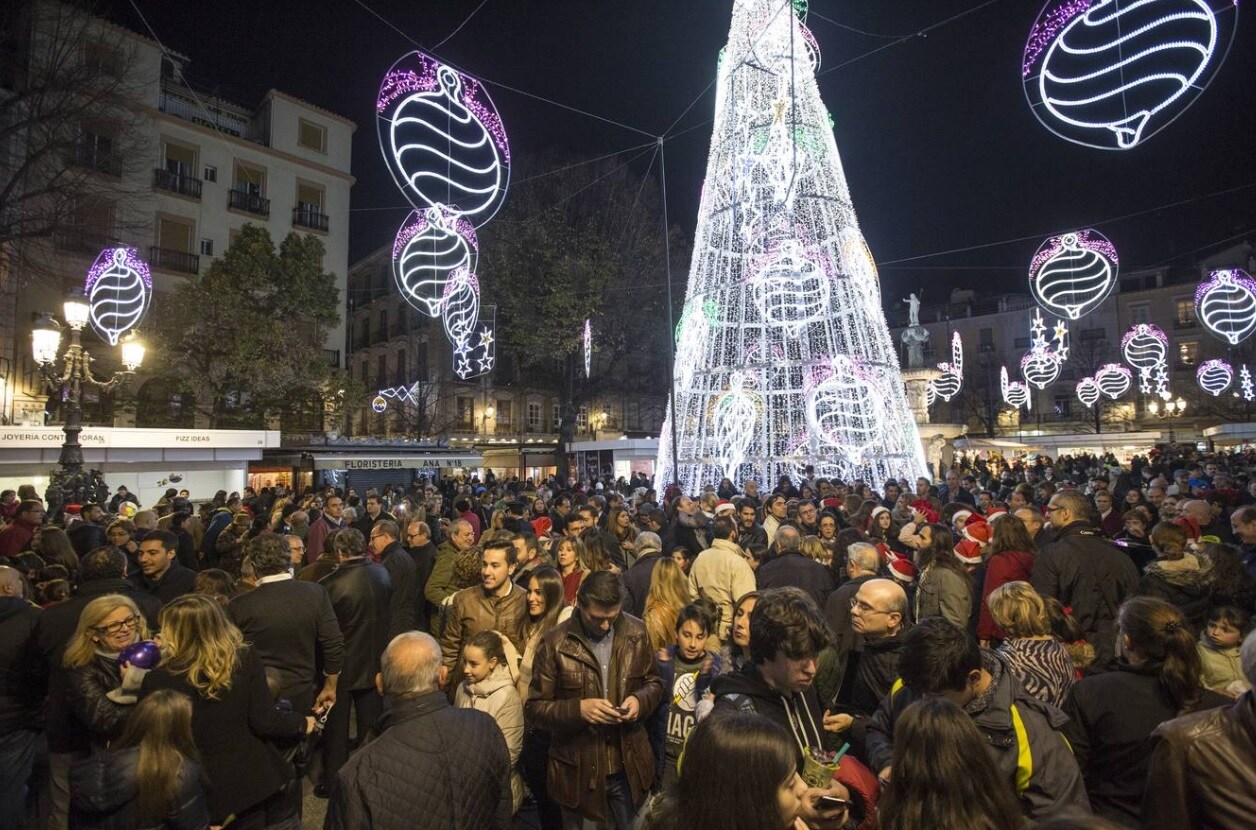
{"left": 952, "top": 438, "right": 1029, "bottom": 451}
{"left": 310, "top": 454, "right": 483, "bottom": 471}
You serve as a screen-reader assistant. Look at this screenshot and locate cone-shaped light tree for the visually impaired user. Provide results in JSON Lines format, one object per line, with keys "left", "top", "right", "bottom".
{"left": 656, "top": 0, "right": 928, "bottom": 492}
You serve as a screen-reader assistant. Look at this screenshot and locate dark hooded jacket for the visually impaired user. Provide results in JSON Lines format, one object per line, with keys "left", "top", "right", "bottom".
{"left": 69, "top": 747, "right": 209, "bottom": 830}
{"left": 866, "top": 651, "right": 1091, "bottom": 823}
{"left": 1137, "top": 554, "right": 1213, "bottom": 632}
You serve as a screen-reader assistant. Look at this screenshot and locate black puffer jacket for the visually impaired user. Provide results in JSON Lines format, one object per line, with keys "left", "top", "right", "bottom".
{"left": 69, "top": 747, "right": 209, "bottom": 830}
{"left": 0, "top": 597, "right": 42, "bottom": 736}
{"left": 325, "top": 691, "right": 511, "bottom": 829}
{"left": 59, "top": 653, "right": 130, "bottom": 751}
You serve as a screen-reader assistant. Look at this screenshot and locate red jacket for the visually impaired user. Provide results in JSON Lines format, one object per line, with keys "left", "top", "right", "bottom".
{"left": 978, "top": 549, "right": 1036, "bottom": 641}
{"left": 0, "top": 518, "right": 38, "bottom": 558}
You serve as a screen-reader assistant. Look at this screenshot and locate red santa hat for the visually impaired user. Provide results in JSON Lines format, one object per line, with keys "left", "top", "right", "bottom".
{"left": 821, "top": 497, "right": 843, "bottom": 510}
{"left": 909, "top": 500, "right": 939, "bottom": 524}
{"left": 875, "top": 542, "right": 894, "bottom": 567}
{"left": 985, "top": 506, "right": 1008, "bottom": 518}
{"left": 888, "top": 556, "right": 917, "bottom": 584}
{"left": 713, "top": 500, "right": 736, "bottom": 516}
{"left": 951, "top": 509, "right": 974, "bottom": 529}
{"left": 954, "top": 539, "right": 984, "bottom": 565}
{"left": 962, "top": 514, "right": 992, "bottom": 545}
{"left": 1172, "top": 514, "right": 1201, "bottom": 541}
{"left": 530, "top": 516, "right": 553, "bottom": 537}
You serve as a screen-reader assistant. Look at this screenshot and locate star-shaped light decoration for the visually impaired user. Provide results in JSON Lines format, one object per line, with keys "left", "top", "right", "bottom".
{"left": 478, "top": 354, "right": 495, "bottom": 372}
{"left": 455, "top": 357, "right": 472, "bottom": 378}
{"left": 453, "top": 338, "right": 473, "bottom": 358}
{"left": 1029, "top": 310, "right": 1047, "bottom": 347}
{"left": 477, "top": 326, "right": 494, "bottom": 348}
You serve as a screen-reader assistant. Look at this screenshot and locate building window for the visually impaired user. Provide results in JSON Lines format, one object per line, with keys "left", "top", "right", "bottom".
{"left": 395, "top": 351, "right": 407, "bottom": 382}
{"left": 1129, "top": 303, "right": 1150, "bottom": 324}
{"left": 496, "top": 400, "right": 512, "bottom": 427}
{"left": 979, "top": 328, "right": 993, "bottom": 347}
{"left": 457, "top": 397, "right": 474, "bottom": 430}
{"left": 577, "top": 406, "right": 589, "bottom": 432}
{"left": 1014, "top": 336, "right": 1030, "bottom": 349}
{"left": 232, "top": 161, "right": 266, "bottom": 197}
{"left": 552, "top": 405, "right": 561, "bottom": 428}
{"left": 1174, "top": 298, "right": 1195, "bottom": 328}
{"left": 415, "top": 342, "right": 429, "bottom": 381}
{"left": 1178, "top": 341, "right": 1199, "bottom": 366}
{"left": 75, "top": 126, "right": 118, "bottom": 175}
{"left": 204, "top": 164, "right": 217, "bottom": 182}
{"left": 158, "top": 216, "right": 194, "bottom": 253}
{"left": 1052, "top": 395, "right": 1071, "bottom": 416}
{"left": 379, "top": 309, "right": 388, "bottom": 339}
{"left": 199, "top": 238, "right": 213, "bottom": 256}
{"left": 527, "top": 402, "right": 540, "bottom": 430}
{"left": 376, "top": 355, "right": 386, "bottom": 383}
{"left": 83, "top": 42, "right": 122, "bottom": 76}
{"left": 298, "top": 119, "right": 328, "bottom": 152}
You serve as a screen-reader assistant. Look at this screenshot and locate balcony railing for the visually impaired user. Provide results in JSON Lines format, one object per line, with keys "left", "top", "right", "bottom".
{"left": 70, "top": 144, "right": 120, "bottom": 176}
{"left": 149, "top": 246, "right": 200, "bottom": 275}
{"left": 293, "top": 207, "right": 329, "bottom": 232}
{"left": 323, "top": 349, "right": 341, "bottom": 368}
{"left": 228, "top": 189, "right": 269, "bottom": 216}
{"left": 153, "top": 168, "right": 202, "bottom": 199}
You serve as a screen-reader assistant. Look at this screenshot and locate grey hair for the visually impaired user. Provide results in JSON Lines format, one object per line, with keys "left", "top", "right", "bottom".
{"left": 381, "top": 631, "right": 441, "bottom": 698}
{"left": 330, "top": 527, "right": 367, "bottom": 558}
{"left": 373, "top": 520, "right": 400, "bottom": 541}
{"left": 1243, "top": 629, "right": 1256, "bottom": 687}
{"left": 846, "top": 542, "right": 880, "bottom": 574}
{"left": 775, "top": 525, "right": 801, "bottom": 552}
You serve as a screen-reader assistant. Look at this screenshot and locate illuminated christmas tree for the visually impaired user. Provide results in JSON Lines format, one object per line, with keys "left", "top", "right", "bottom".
{"left": 656, "top": 0, "right": 928, "bottom": 491}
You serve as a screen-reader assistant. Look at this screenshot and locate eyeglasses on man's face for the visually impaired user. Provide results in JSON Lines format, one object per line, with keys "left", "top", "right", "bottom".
{"left": 94, "top": 614, "right": 140, "bottom": 635}
{"left": 850, "top": 597, "right": 889, "bottom": 615}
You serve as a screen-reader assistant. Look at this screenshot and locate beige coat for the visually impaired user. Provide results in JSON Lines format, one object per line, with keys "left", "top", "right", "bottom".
{"left": 688, "top": 538, "right": 756, "bottom": 645}
{"left": 1198, "top": 637, "right": 1251, "bottom": 696}
{"left": 454, "top": 661, "right": 525, "bottom": 813}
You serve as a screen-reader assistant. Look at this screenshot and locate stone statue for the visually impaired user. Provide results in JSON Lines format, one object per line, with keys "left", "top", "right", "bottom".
{"left": 902, "top": 293, "right": 921, "bottom": 327}
{"left": 900, "top": 325, "right": 930, "bottom": 370}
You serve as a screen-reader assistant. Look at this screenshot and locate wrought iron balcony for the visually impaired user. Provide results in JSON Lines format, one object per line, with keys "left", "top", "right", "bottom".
{"left": 293, "top": 207, "right": 329, "bottom": 232}
{"left": 228, "top": 189, "right": 269, "bottom": 216}
{"left": 153, "top": 168, "right": 202, "bottom": 199}
{"left": 148, "top": 246, "right": 200, "bottom": 275}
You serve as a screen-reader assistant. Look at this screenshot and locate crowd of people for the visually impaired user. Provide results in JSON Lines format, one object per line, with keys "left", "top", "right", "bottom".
{"left": 1, "top": 444, "right": 1255, "bottom": 829}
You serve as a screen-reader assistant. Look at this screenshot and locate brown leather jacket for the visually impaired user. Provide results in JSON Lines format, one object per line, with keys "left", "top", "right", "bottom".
{"left": 524, "top": 612, "right": 664, "bottom": 823}
{"left": 440, "top": 581, "right": 527, "bottom": 689}
{"left": 1143, "top": 692, "right": 1256, "bottom": 830}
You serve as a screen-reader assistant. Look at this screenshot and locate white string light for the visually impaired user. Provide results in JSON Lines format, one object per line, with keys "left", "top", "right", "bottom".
{"left": 1020, "top": 310, "right": 1068, "bottom": 389}
{"left": 929, "top": 332, "right": 964, "bottom": 402}
{"left": 1023, "top": 0, "right": 1239, "bottom": 150}
{"left": 1195, "top": 268, "right": 1256, "bottom": 346}
{"left": 1093, "top": 362, "right": 1133, "bottom": 399}
{"left": 1241, "top": 364, "right": 1254, "bottom": 401}
{"left": 656, "top": 0, "right": 928, "bottom": 492}
{"left": 1028, "top": 229, "right": 1118, "bottom": 319}
{"left": 85, "top": 247, "right": 152, "bottom": 346}
{"left": 583, "top": 318, "right": 592, "bottom": 378}
{"left": 1121, "top": 323, "right": 1170, "bottom": 397}
{"left": 1076, "top": 377, "right": 1101, "bottom": 407}
{"left": 1196, "top": 358, "right": 1234, "bottom": 396}
{"left": 1001, "top": 366, "right": 1032, "bottom": 410}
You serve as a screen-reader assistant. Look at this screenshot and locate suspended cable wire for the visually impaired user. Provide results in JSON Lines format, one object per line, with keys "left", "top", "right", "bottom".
{"left": 433, "top": 0, "right": 492, "bottom": 50}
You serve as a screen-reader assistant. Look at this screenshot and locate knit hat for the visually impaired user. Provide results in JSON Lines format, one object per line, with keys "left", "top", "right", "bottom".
{"left": 954, "top": 539, "right": 984, "bottom": 565}
{"left": 962, "top": 515, "right": 992, "bottom": 545}
{"left": 888, "top": 556, "right": 917, "bottom": 584}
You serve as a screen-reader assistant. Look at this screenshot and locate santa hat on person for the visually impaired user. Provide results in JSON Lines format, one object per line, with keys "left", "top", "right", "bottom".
{"left": 954, "top": 539, "right": 984, "bottom": 565}
{"left": 985, "top": 506, "right": 1008, "bottom": 519}
{"left": 714, "top": 500, "right": 736, "bottom": 517}
{"left": 875, "top": 542, "right": 894, "bottom": 567}
{"left": 888, "top": 555, "right": 917, "bottom": 584}
{"left": 821, "top": 497, "right": 843, "bottom": 510}
{"left": 951, "top": 509, "right": 974, "bottom": 529}
{"left": 868, "top": 505, "right": 891, "bottom": 526}
{"left": 530, "top": 516, "right": 553, "bottom": 537}
{"left": 962, "top": 514, "right": 992, "bottom": 545}
{"left": 1172, "top": 514, "right": 1201, "bottom": 542}
{"left": 909, "top": 500, "right": 939, "bottom": 524}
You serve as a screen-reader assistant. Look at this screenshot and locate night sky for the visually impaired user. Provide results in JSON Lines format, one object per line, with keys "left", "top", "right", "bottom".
{"left": 114, "top": 0, "right": 1256, "bottom": 302}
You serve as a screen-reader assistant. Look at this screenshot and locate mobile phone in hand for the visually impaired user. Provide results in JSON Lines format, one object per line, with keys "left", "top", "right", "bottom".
{"left": 615, "top": 705, "right": 630, "bottom": 715}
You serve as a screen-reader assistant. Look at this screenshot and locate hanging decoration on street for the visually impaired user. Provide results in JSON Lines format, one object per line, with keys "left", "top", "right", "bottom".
{"left": 1001, "top": 366, "right": 1032, "bottom": 410}
{"left": 1121, "top": 323, "right": 1170, "bottom": 398}
{"left": 377, "top": 50, "right": 511, "bottom": 381}
{"left": 928, "top": 332, "right": 964, "bottom": 402}
{"left": 583, "top": 318, "right": 592, "bottom": 379}
{"left": 1023, "top": 0, "right": 1239, "bottom": 150}
{"left": 655, "top": 0, "right": 928, "bottom": 491}
{"left": 377, "top": 51, "right": 511, "bottom": 225}
{"left": 1020, "top": 311, "right": 1069, "bottom": 389}
{"left": 84, "top": 247, "right": 152, "bottom": 346}
{"left": 1093, "top": 362, "right": 1133, "bottom": 399}
{"left": 392, "top": 208, "right": 477, "bottom": 317}
{"left": 1196, "top": 358, "right": 1234, "bottom": 396}
{"left": 1028, "top": 229, "right": 1118, "bottom": 319}
{"left": 1076, "top": 377, "right": 1102, "bottom": 408}
{"left": 371, "top": 395, "right": 388, "bottom": 413}
{"left": 1241, "top": 365, "right": 1255, "bottom": 401}
{"left": 1196, "top": 268, "right": 1256, "bottom": 346}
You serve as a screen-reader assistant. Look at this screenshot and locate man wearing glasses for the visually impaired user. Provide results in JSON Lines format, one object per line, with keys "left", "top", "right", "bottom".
{"left": 404, "top": 520, "right": 438, "bottom": 632}
{"left": 1031, "top": 490, "right": 1139, "bottom": 672}
{"left": 368, "top": 520, "right": 417, "bottom": 638}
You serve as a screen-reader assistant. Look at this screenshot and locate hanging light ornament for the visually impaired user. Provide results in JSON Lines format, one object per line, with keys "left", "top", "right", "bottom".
{"left": 1022, "top": 0, "right": 1239, "bottom": 150}
{"left": 1093, "top": 362, "right": 1133, "bottom": 399}
{"left": 929, "top": 332, "right": 964, "bottom": 402}
{"left": 1021, "top": 350, "right": 1062, "bottom": 389}
{"left": 441, "top": 269, "right": 480, "bottom": 351}
{"left": 85, "top": 247, "right": 152, "bottom": 346}
{"left": 711, "top": 372, "right": 763, "bottom": 481}
{"left": 391, "top": 209, "right": 477, "bottom": 317}
{"left": 1196, "top": 358, "right": 1234, "bottom": 396}
{"left": 748, "top": 237, "right": 833, "bottom": 337}
{"left": 1020, "top": 310, "right": 1068, "bottom": 389}
{"left": 1121, "top": 323, "right": 1170, "bottom": 396}
{"left": 583, "top": 318, "right": 592, "bottom": 379}
{"left": 1076, "top": 377, "right": 1102, "bottom": 408}
{"left": 1195, "top": 269, "right": 1256, "bottom": 346}
{"left": 1241, "top": 365, "right": 1255, "bottom": 401}
{"left": 1028, "top": 229, "right": 1118, "bottom": 319}
{"left": 1001, "top": 366, "right": 1032, "bottom": 410}
{"left": 805, "top": 356, "right": 886, "bottom": 458}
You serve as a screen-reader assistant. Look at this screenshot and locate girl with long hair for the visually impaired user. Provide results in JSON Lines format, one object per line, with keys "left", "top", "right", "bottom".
{"left": 723, "top": 590, "right": 759, "bottom": 674}
{"left": 817, "top": 511, "right": 843, "bottom": 569}
{"left": 607, "top": 506, "right": 639, "bottom": 565}
{"left": 1201, "top": 541, "right": 1256, "bottom": 609}
{"left": 641, "top": 712, "right": 818, "bottom": 830}
{"left": 554, "top": 536, "right": 588, "bottom": 605}
{"left": 454, "top": 630, "right": 524, "bottom": 814}
{"left": 866, "top": 505, "right": 897, "bottom": 548}
{"left": 1113, "top": 506, "right": 1156, "bottom": 570}
{"left": 987, "top": 582, "right": 1076, "bottom": 707}
{"left": 1061, "top": 596, "right": 1229, "bottom": 825}
{"left": 69, "top": 690, "right": 210, "bottom": 829}
{"left": 643, "top": 557, "right": 692, "bottom": 654}
{"left": 35, "top": 526, "right": 79, "bottom": 584}
{"left": 141, "top": 595, "right": 313, "bottom": 828}
{"left": 518, "top": 565, "right": 567, "bottom": 830}
{"left": 977, "top": 516, "right": 1036, "bottom": 644}
{"left": 913, "top": 524, "right": 971, "bottom": 630}
{"left": 877, "top": 698, "right": 1024, "bottom": 830}
{"left": 580, "top": 527, "right": 619, "bottom": 575}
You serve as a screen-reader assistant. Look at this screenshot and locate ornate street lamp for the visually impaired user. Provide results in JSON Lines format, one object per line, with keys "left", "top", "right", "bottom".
{"left": 33, "top": 290, "right": 146, "bottom": 514}
{"left": 1147, "top": 397, "right": 1187, "bottom": 444}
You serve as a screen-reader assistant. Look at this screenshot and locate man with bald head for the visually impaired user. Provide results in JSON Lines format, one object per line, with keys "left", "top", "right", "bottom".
{"left": 827, "top": 578, "right": 910, "bottom": 755}
{"left": 325, "top": 632, "right": 511, "bottom": 829}
{"left": 1032, "top": 489, "right": 1139, "bottom": 672}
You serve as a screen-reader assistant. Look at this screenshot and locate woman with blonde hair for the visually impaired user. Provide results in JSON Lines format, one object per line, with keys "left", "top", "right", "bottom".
{"left": 140, "top": 595, "right": 313, "bottom": 828}
{"left": 799, "top": 535, "right": 830, "bottom": 567}
{"left": 987, "top": 581, "right": 1076, "bottom": 707}
{"left": 643, "top": 557, "right": 693, "bottom": 653}
{"left": 554, "top": 536, "right": 588, "bottom": 605}
{"left": 70, "top": 689, "right": 210, "bottom": 829}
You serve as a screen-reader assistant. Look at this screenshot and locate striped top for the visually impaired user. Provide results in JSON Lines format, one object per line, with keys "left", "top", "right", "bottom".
{"left": 998, "top": 637, "right": 1077, "bottom": 708}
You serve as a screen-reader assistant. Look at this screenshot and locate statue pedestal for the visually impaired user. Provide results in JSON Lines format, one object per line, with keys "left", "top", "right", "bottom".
{"left": 901, "top": 368, "right": 941, "bottom": 426}
{"left": 900, "top": 366, "right": 966, "bottom": 478}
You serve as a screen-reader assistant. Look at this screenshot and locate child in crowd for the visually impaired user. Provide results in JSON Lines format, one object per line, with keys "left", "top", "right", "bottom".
{"left": 453, "top": 630, "right": 524, "bottom": 814}
{"left": 651, "top": 600, "right": 723, "bottom": 789}
{"left": 1198, "top": 606, "right": 1252, "bottom": 697}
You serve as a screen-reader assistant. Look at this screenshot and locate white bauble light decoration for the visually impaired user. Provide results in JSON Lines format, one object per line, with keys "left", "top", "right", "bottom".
{"left": 805, "top": 356, "right": 885, "bottom": 456}
{"left": 392, "top": 209, "right": 477, "bottom": 317}
{"left": 929, "top": 332, "right": 964, "bottom": 402}
{"left": 1022, "top": 0, "right": 1239, "bottom": 150}
{"left": 1093, "top": 362, "right": 1133, "bottom": 399}
{"left": 85, "top": 247, "right": 152, "bottom": 346}
{"left": 711, "top": 373, "right": 762, "bottom": 480}
{"left": 1028, "top": 229, "right": 1118, "bottom": 319}
{"left": 1076, "top": 377, "right": 1101, "bottom": 408}
{"left": 1196, "top": 358, "right": 1234, "bottom": 396}
{"left": 1021, "top": 349, "right": 1062, "bottom": 389}
{"left": 377, "top": 53, "right": 511, "bottom": 225}
{"left": 749, "top": 238, "right": 832, "bottom": 336}
{"left": 440, "top": 269, "right": 480, "bottom": 348}
{"left": 1195, "top": 269, "right": 1256, "bottom": 346}
{"left": 1121, "top": 323, "right": 1168, "bottom": 370}
{"left": 1001, "top": 366, "right": 1032, "bottom": 410}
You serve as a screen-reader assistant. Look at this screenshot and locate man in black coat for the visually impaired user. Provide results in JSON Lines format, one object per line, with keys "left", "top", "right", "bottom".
{"left": 0, "top": 566, "right": 43, "bottom": 823}
{"left": 405, "top": 519, "right": 438, "bottom": 632}
{"left": 318, "top": 528, "right": 392, "bottom": 796}
{"left": 227, "top": 535, "right": 344, "bottom": 715}
{"left": 352, "top": 493, "right": 396, "bottom": 540}
{"left": 368, "top": 520, "right": 417, "bottom": 638}
{"left": 622, "top": 532, "right": 664, "bottom": 618}
{"left": 755, "top": 526, "right": 836, "bottom": 609}
{"left": 1032, "top": 490, "right": 1140, "bottom": 672}
{"left": 66, "top": 503, "right": 107, "bottom": 559}
{"left": 325, "top": 631, "right": 511, "bottom": 830}
{"left": 130, "top": 530, "right": 197, "bottom": 605}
